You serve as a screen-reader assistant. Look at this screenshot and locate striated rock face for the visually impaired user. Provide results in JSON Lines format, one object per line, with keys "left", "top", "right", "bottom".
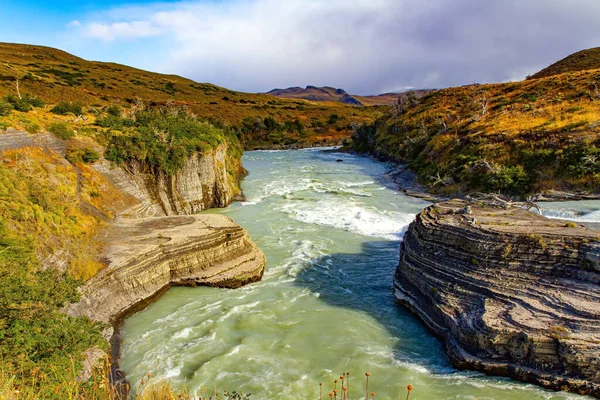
{"left": 65, "top": 214, "right": 265, "bottom": 327}
{"left": 95, "top": 143, "right": 244, "bottom": 217}
{"left": 395, "top": 200, "right": 600, "bottom": 397}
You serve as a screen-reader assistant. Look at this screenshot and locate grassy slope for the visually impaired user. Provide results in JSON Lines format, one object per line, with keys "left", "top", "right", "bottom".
{"left": 352, "top": 67, "right": 600, "bottom": 197}
{"left": 0, "top": 43, "right": 384, "bottom": 148}
{"left": 529, "top": 47, "right": 600, "bottom": 79}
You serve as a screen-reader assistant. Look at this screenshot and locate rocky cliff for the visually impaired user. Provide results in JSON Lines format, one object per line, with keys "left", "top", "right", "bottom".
{"left": 96, "top": 143, "right": 244, "bottom": 217}
{"left": 395, "top": 200, "right": 600, "bottom": 397}
{"left": 65, "top": 214, "right": 265, "bottom": 331}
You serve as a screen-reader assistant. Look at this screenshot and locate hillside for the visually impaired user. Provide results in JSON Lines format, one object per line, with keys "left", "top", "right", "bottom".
{"left": 528, "top": 46, "right": 600, "bottom": 79}
{"left": 351, "top": 64, "right": 600, "bottom": 197}
{"left": 267, "top": 86, "right": 363, "bottom": 105}
{"left": 355, "top": 90, "right": 432, "bottom": 106}
{"left": 266, "top": 85, "right": 419, "bottom": 106}
{"left": 0, "top": 43, "right": 386, "bottom": 149}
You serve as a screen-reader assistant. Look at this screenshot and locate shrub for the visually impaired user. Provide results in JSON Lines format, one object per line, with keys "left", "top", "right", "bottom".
{"left": 487, "top": 165, "right": 531, "bottom": 196}
{"left": 50, "top": 101, "right": 83, "bottom": 116}
{"left": 66, "top": 147, "right": 100, "bottom": 164}
{"left": 4, "top": 94, "right": 32, "bottom": 112}
{"left": 104, "top": 106, "right": 232, "bottom": 176}
{"left": 565, "top": 221, "right": 578, "bottom": 228}
{"left": 22, "top": 93, "right": 44, "bottom": 108}
{"left": 0, "top": 100, "right": 13, "bottom": 116}
{"left": 48, "top": 122, "right": 75, "bottom": 140}
{"left": 328, "top": 113, "right": 340, "bottom": 125}
{"left": 25, "top": 122, "right": 41, "bottom": 133}
{"left": 106, "top": 104, "right": 121, "bottom": 117}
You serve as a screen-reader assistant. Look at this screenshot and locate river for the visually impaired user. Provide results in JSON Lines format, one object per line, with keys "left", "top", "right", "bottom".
{"left": 119, "top": 148, "right": 597, "bottom": 399}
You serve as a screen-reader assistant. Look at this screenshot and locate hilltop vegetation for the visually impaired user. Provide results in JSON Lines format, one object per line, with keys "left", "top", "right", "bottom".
{"left": 0, "top": 42, "right": 385, "bottom": 148}
{"left": 529, "top": 47, "right": 600, "bottom": 79}
{"left": 352, "top": 63, "right": 600, "bottom": 197}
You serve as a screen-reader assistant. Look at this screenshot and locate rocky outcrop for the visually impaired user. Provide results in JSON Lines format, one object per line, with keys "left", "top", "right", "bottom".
{"left": 96, "top": 143, "right": 244, "bottom": 217}
{"left": 395, "top": 200, "right": 600, "bottom": 397}
{"left": 65, "top": 214, "right": 265, "bottom": 328}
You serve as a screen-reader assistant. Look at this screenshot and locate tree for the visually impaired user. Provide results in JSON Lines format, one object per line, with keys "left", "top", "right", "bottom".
{"left": 13, "top": 76, "right": 22, "bottom": 99}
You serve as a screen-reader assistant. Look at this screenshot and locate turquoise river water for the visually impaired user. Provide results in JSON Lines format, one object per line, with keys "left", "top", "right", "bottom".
{"left": 120, "top": 148, "right": 599, "bottom": 399}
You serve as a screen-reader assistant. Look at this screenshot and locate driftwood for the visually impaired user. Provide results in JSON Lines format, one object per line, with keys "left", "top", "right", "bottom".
{"left": 465, "top": 193, "right": 542, "bottom": 214}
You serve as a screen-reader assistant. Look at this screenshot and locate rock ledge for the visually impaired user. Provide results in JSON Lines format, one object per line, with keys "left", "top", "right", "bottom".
{"left": 65, "top": 214, "right": 265, "bottom": 327}
{"left": 395, "top": 199, "right": 600, "bottom": 397}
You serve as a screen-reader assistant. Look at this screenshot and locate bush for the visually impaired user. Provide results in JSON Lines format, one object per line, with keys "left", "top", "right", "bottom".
{"left": 48, "top": 122, "right": 75, "bottom": 140}
{"left": 487, "top": 165, "right": 531, "bottom": 196}
{"left": 104, "top": 106, "right": 231, "bottom": 176}
{"left": 66, "top": 147, "right": 100, "bottom": 164}
{"left": 25, "top": 122, "right": 41, "bottom": 133}
{"left": 4, "top": 94, "right": 32, "bottom": 112}
{"left": 106, "top": 104, "right": 121, "bottom": 117}
{"left": 327, "top": 113, "right": 340, "bottom": 125}
{"left": 50, "top": 101, "right": 83, "bottom": 116}
{"left": 22, "top": 93, "right": 44, "bottom": 108}
{"left": 0, "top": 100, "right": 13, "bottom": 116}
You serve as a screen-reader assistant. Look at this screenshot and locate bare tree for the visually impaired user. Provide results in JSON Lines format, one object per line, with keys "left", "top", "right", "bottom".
{"left": 429, "top": 171, "right": 453, "bottom": 187}
{"left": 476, "top": 88, "right": 489, "bottom": 117}
{"left": 13, "top": 76, "right": 22, "bottom": 100}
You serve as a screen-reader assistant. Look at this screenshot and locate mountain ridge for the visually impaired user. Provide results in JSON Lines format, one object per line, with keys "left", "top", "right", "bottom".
{"left": 266, "top": 85, "right": 432, "bottom": 106}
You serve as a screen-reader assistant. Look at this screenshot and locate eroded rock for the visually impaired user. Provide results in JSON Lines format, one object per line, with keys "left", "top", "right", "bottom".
{"left": 65, "top": 214, "right": 265, "bottom": 325}
{"left": 395, "top": 199, "right": 600, "bottom": 397}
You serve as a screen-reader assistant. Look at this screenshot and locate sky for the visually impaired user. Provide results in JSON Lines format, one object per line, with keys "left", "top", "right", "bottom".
{"left": 1, "top": 0, "right": 600, "bottom": 95}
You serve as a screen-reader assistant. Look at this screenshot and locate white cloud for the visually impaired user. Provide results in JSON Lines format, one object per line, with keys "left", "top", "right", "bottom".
{"left": 82, "top": 21, "right": 162, "bottom": 41}
{"left": 66, "top": 20, "right": 81, "bottom": 28}
{"left": 67, "top": 0, "right": 600, "bottom": 94}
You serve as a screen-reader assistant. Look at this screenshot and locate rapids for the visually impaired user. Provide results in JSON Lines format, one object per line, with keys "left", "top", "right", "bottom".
{"left": 120, "top": 148, "right": 595, "bottom": 399}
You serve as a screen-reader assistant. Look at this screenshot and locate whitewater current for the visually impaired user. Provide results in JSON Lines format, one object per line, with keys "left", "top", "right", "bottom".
{"left": 120, "top": 148, "right": 597, "bottom": 399}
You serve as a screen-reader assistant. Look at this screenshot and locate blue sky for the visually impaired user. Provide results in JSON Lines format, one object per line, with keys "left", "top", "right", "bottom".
{"left": 2, "top": 0, "right": 600, "bottom": 95}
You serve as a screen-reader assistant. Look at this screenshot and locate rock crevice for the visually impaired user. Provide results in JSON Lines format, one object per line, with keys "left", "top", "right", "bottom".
{"left": 395, "top": 200, "right": 600, "bottom": 397}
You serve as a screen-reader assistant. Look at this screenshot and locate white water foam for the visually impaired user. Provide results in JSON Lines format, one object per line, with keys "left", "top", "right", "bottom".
{"left": 241, "top": 177, "right": 379, "bottom": 205}
{"left": 542, "top": 208, "right": 600, "bottom": 222}
{"left": 280, "top": 199, "right": 414, "bottom": 240}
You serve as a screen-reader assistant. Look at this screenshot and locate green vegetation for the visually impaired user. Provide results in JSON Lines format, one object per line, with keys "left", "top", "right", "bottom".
{"left": 0, "top": 42, "right": 384, "bottom": 149}
{"left": 103, "top": 106, "right": 235, "bottom": 176}
{"left": 0, "top": 94, "right": 44, "bottom": 114}
{"left": 47, "top": 122, "right": 74, "bottom": 139}
{"left": 351, "top": 66, "right": 600, "bottom": 197}
{"left": 0, "top": 149, "right": 109, "bottom": 398}
{"left": 50, "top": 101, "right": 83, "bottom": 116}
{"left": 65, "top": 147, "right": 100, "bottom": 164}
{"left": 0, "top": 100, "right": 13, "bottom": 116}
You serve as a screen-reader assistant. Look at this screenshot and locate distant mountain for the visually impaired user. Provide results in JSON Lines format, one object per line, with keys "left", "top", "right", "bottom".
{"left": 267, "top": 86, "right": 432, "bottom": 106}
{"left": 528, "top": 46, "right": 600, "bottom": 79}
{"left": 267, "top": 86, "right": 364, "bottom": 105}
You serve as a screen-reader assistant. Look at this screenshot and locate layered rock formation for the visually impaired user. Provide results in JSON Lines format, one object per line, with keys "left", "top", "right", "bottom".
{"left": 65, "top": 214, "right": 265, "bottom": 328}
{"left": 395, "top": 200, "right": 600, "bottom": 397}
{"left": 95, "top": 143, "right": 244, "bottom": 217}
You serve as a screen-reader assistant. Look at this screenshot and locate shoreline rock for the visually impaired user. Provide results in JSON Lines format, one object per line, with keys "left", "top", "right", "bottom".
{"left": 65, "top": 214, "right": 265, "bottom": 327}
{"left": 395, "top": 200, "right": 600, "bottom": 397}
{"left": 64, "top": 214, "right": 266, "bottom": 387}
